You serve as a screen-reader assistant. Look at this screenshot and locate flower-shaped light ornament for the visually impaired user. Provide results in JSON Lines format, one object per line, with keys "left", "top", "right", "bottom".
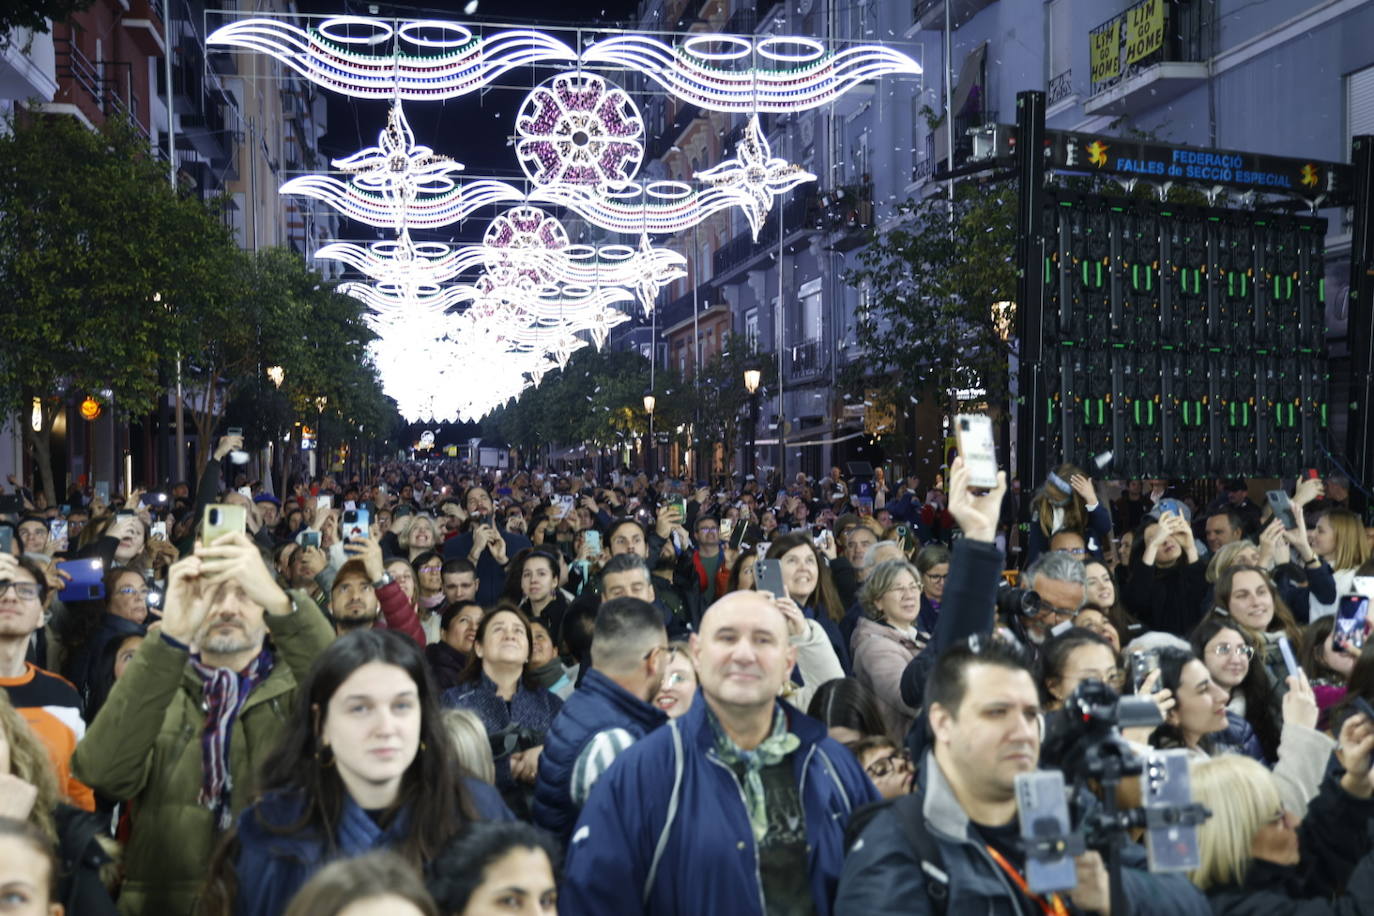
{"left": 516, "top": 72, "right": 645, "bottom": 186}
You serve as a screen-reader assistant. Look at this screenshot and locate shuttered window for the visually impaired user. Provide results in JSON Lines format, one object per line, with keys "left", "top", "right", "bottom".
{"left": 1349, "top": 64, "right": 1374, "bottom": 158}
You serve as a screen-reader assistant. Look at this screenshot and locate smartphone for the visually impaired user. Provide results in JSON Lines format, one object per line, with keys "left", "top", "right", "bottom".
{"left": 754, "top": 557, "right": 786, "bottom": 597}
{"left": 1334, "top": 595, "right": 1370, "bottom": 652}
{"left": 94, "top": 482, "right": 110, "bottom": 504}
{"left": 669, "top": 497, "right": 686, "bottom": 519}
{"left": 201, "top": 504, "right": 247, "bottom": 546}
{"left": 1158, "top": 498, "right": 1184, "bottom": 518}
{"left": 1144, "top": 750, "right": 1202, "bottom": 872}
{"left": 1277, "top": 635, "right": 1301, "bottom": 680}
{"left": 344, "top": 500, "right": 357, "bottom": 511}
{"left": 150, "top": 521, "right": 167, "bottom": 540}
{"left": 57, "top": 558, "right": 105, "bottom": 603}
{"left": 236, "top": 486, "right": 252, "bottom": 500}
{"left": 554, "top": 494, "right": 575, "bottom": 519}
{"left": 316, "top": 494, "right": 333, "bottom": 512}
{"left": 1266, "top": 490, "right": 1297, "bottom": 530}
{"left": 1351, "top": 697, "right": 1374, "bottom": 771}
{"left": 1131, "top": 649, "right": 1161, "bottom": 694}
{"left": 584, "top": 530, "right": 601, "bottom": 555}
{"left": 1302, "top": 468, "right": 1320, "bottom": 481}
{"left": 729, "top": 522, "right": 754, "bottom": 551}
{"left": 1014, "top": 770, "right": 1078, "bottom": 894}
{"left": 720, "top": 518, "right": 735, "bottom": 542}
{"left": 297, "top": 530, "right": 321, "bottom": 549}
{"left": 227, "top": 427, "right": 243, "bottom": 437}
{"left": 48, "top": 519, "right": 67, "bottom": 543}
{"left": 955, "top": 414, "right": 999, "bottom": 489}
{"left": 0, "top": 527, "right": 11, "bottom": 553}
{"left": 342, "top": 507, "right": 371, "bottom": 540}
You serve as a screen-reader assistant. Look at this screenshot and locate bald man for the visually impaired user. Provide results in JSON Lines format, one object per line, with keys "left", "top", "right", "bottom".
{"left": 562, "top": 591, "right": 879, "bottom": 916}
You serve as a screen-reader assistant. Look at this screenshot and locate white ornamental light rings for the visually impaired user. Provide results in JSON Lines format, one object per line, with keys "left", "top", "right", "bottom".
{"left": 527, "top": 179, "right": 744, "bottom": 235}
{"left": 334, "top": 102, "right": 463, "bottom": 204}
{"left": 280, "top": 174, "right": 524, "bottom": 230}
{"left": 206, "top": 18, "right": 578, "bottom": 100}
{"left": 316, "top": 232, "right": 486, "bottom": 286}
{"left": 207, "top": 18, "right": 920, "bottom": 112}
{"left": 516, "top": 72, "right": 645, "bottom": 187}
{"left": 695, "top": 114, "right": 817, "bottom": 241}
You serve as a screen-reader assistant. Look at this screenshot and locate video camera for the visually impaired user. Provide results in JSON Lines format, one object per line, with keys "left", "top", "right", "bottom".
{"left": 1017, "top": 679, "right": 1210, "bottom": 906}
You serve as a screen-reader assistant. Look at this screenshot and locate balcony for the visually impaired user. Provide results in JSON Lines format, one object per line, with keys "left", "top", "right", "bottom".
{"left": 0, "top": 27, "right": 57, "bottom": 102}
{"left": 1084, "top": 0, "right": 1207, "bottom": 117}
{"left": 51, "top": 39, "right": 145, "bottom": 137}
{"left": 787, "top": 338, "right": 828, "bottom": 381}
{"left": 123, "top": 0, "right": 166, "bottom": 56}
{"left": 712, "top": 190, "right": 819, "bottom": 282}
{"left": 1048, "top": 68, "right": 1074, "bottom": 107}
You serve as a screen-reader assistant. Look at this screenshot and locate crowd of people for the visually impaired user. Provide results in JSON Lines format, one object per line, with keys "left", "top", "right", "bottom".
{"left": 3, "top": 437, "right": 1374, "bottom": 915}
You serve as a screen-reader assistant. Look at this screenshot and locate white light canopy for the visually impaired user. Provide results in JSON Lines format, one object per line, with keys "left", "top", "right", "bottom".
{"left": 212, "top": 13, "right": 920, "bottom": 422}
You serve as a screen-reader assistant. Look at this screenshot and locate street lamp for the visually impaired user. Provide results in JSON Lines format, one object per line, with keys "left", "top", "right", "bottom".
{"left": 643, "top": 393, "right": 656, "bottom": 474}
{"left": 267, "top": 366, "right": 284, "bottom": 388}
{"left": 742, "top": 369, "right": 761, "bottom": 479}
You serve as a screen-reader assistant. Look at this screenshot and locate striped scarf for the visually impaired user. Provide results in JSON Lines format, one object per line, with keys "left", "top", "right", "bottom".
{"left": 189, "top": 648, "right": 274, "bottom": 829}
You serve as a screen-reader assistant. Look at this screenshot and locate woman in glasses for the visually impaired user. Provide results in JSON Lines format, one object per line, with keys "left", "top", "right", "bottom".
{"left": 1190, "top": 617, "right": 1282, "bottom": 763}
{"left": 851, "top": 559, "right": 925, "bottom": 739}
{"left": 63, "top": 566, "right": 149, "bottom": 715}
{"left": 844, "top": 736, "right": 913, "bottom": 799}
{"left": 1037, "top": 628, "right": 1125, "bottom": 710}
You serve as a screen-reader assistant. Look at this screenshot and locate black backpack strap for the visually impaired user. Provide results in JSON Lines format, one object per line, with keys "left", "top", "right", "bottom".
{"left": 845, "top": 790, "right": 949, "bottom": 913}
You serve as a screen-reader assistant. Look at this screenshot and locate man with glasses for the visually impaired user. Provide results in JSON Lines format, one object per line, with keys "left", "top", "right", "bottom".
{"left": 672, "top": 513, "right": 724, "bottom": 628}
{"left": 532, "top": 596, "right": 668, "bottom": 843}
{"left": 1012, "top": 551, "right": 1088, "bottom": 654}
{"left": 0, "top": 553, "right": 94, "bottom": 810}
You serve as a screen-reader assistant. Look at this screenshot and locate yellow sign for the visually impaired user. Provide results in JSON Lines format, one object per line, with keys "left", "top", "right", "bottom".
{"left": 1090, "top": 21, "right": 1120, "bottom": 83}
{"left": 79, "top": 396, "right": 101, "bottom": 421}
{"left": 1125, "top": 0, "right": 1164, "bottom": 64}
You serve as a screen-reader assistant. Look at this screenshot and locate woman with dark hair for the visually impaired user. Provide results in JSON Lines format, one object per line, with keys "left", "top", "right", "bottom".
{"left": 1081, "top": 558, "right": 1143, "bottom": 648}
{"left": 1298, "top": 616, "right": 1358, "bottom": 727}
{"left": 428, "top": 821, "right": 561, "bottom": 916}
{"left": 410, "top": 550, "right": 446, "bottom": 644}
{"left": 765, "top": 531, "right": 850, "bottom": 672}
{"left": 207, "top": 630, "right": 508, "bottom": 916}
{"left": 806, "top": 677, "right": 888, "bottom": 744}
{"left": 723, "top": 549, "right": 758, "bottom": 594}
{"left": 283, "top": 850, "right": 438, "bottom": 916}
{"left": 1190, "top": 617, "right": 1282, "bottom": 762}
{"left": 1123, "top": 513, "right": 1209, "bottom": 635}
{"left": 1214, "top": 564, "right": 1304, "bottom": 698}
{"left": 912, "top": 543, "right": 951, "bottom": 634}
{"left": 1025, "top": 463, "right": 1111, "bottom": 565}
{"left": 1148, "top": 647, "right": 1233, "bottom": 756}
{"left": 504, "top": 549, "right": 569, "bottom": 647}
{"left": 1036, "top": 627, "right": 1123, "bottom": 709}
{"left": 62, "top": 566, "right": 148, "bottom": 712}
{"left": 441, "top": 606, "right": 563, "bottom": 819}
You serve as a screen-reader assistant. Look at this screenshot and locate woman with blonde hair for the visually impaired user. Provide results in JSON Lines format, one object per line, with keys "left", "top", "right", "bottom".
{"left": 1188, "top": 711, "right": 1374, "bottom": 912}
{"left": 1309, "top": 508, "right": 1370, "bottom": 620}
{"left": 1025, "top": 462, "right": 1111, "bottom": 565}
{"left": 396, "top": 514, "right": 442, "bottom": 564}
{"left": 442, "top": 708, "right": 497, "bottom": 785}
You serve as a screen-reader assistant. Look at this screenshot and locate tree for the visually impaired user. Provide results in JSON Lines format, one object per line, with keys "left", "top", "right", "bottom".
{"left": 1, "top": 0, "right": 95, "bottom": 38}
{"left": 842, "top": 181, "right": 1018, "bottom": 443}
{"left": 688, "top": 333, "right": 776, "bottom": 476}
{"left": 0, "top": 113, "right": 244, "bottom": 503}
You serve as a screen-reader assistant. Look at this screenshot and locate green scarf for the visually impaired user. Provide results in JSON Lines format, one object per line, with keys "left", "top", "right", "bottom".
{"left": 708, "top": 705, "right": 802, "bottom": 843}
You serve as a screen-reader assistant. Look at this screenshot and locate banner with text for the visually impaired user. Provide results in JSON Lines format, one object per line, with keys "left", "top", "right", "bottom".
{"left": 1125, "top": 0, "right": 1165, "bottom": 65}
{"left": 1090, "top": 21, "right": 1121, "bottom": 83}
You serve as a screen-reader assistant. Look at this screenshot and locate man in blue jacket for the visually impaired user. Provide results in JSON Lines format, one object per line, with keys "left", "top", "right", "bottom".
{"left": 531, "top": 595, "right": 668, "bottom": 842}
{"left": 561, "top": 589, "right": 879, "bottom": 916}
{"left": 836, "top": 637, "right": 1209, "bottom": 916}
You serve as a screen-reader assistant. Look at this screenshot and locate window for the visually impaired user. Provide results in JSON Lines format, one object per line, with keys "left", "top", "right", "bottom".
{"left": 745, "top": 308, "right": 759, "bottom": 352}
{"left": 1350, "top": 64, "right": 1374, "bottom": 159}
{"left": 799, "top": 278, "right": 823, "bottom": 343}
{"left": 1047, "top": 0, "right": 1072, "bottom": 86}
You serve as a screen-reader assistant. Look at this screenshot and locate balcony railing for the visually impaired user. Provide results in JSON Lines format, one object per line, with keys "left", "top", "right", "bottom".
{"left": 1088, "top": 0, "right": 1205, "bottom": 97}
{"left": 788, "top": 338, "right": 827, "bottom": 379}
{"left": 53, "top": 38, "right": 147, "bottom": 138}
{"left": 712, "top": 190, "right": 818, "bottom": 278}
{"left": 1048, "top": 68, "right": 1074, "bottom": 105}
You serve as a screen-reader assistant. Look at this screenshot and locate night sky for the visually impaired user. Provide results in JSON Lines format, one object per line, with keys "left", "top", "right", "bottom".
{"left": 294, "top": 0, "right": 645, "bottom": 246}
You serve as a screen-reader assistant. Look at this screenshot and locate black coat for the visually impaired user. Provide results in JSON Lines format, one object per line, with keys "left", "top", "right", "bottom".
{"left": 1206, "top": 773, "right": 1374, "bottom": 915}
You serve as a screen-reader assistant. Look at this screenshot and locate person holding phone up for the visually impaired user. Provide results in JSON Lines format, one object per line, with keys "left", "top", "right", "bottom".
{"left": 71, "top": 533, "right": 335, "bottom": 916}
{"left": 1123, "top": 505, "right": 1209, "bottom": 636}
{"left": 442, "top": 486, "right": 530, "bottom": 607}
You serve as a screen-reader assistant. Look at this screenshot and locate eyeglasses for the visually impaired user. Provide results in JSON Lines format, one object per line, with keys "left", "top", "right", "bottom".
{"left": 0, "top": 581, "right": 41, "bottom": 601}
{"left": 418, "top": 565, "right": 442, "bottom": 574}
{"left": 924, "top": 573, "right": 948, "bottom": 583}
{"left": 116, "top": 587, "right": 150, "bottom": 598}
{"left": 865, "top": 750, "right": 912, "bottom": 779}
{"left": 1210, "top": 644, "right": 1255, "bottom": 659}
{"left": 885, "top": 584, "right": 923, "bottom": 596}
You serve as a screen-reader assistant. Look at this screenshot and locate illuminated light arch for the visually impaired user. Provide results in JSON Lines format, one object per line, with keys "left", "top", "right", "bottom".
{"left": 278, "top": 175, "right": 524, "bottom": 229}
{"left": 515, "top": 72, "right": 645, "bottom": 186}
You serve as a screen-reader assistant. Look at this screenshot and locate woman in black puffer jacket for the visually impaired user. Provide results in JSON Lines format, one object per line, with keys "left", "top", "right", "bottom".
{"left": 1189, "top": 708, "right": 1374, "bottom": 914}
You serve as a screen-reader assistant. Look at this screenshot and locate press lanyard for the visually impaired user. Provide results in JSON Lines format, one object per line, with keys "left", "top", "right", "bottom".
{"left": 985, "top": 845, "right": 1071, "bottom": 916}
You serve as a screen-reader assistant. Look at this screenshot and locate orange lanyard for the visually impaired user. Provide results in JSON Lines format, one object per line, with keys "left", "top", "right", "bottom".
{"left": 985, "top": 845, "right": 1071, "bottom": 916}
